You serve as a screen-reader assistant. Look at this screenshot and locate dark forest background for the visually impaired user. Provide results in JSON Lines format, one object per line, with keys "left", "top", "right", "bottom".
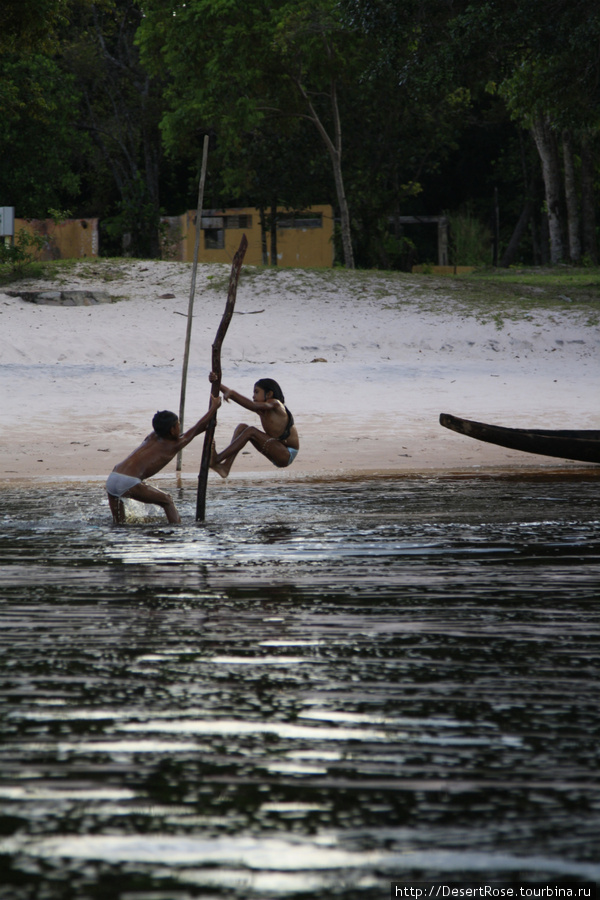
{"left": 1, "top": 0, "right": 598, "bottom": 269}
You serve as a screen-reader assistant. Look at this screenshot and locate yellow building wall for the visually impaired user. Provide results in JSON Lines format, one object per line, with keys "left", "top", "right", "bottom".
{"left": 169, "top": 205, "right": 334, "bottom": 268}
{"left": 14, "top": 218, "right": 99, "bottom": 260}
{"left": 13, "top": 207, "right": 332, "bottom": 266}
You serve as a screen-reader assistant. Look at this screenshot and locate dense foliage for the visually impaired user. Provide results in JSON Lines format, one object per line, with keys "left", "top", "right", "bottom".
{"left": 1, "top": 0, "right": 598, "bottom": 267}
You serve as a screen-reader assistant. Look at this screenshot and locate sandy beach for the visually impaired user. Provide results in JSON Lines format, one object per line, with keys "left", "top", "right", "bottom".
{"left": 1, "top": 258, "right": 599, "bottom": 487}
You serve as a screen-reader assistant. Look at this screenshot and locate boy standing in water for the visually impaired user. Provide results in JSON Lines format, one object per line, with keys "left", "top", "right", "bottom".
{"left": 106, "top": 395, "right": 221, "bottom": 524}
{"left": 209, "top": 374, "right": 299, "bottom": 477}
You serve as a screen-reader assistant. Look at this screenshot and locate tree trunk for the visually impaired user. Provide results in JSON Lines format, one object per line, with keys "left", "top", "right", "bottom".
{"left": 580, "top": 132, "right": 598, "bottom": 264}
{"left": 562, "top": 129, "right": 581, "bottom": 263}
{"left": 499, "top": 196, "right": 534, "bottom": 267}
{"left": 258, "top": 207, "right": 268, "bottom": 265}
{"left": 327, "top": 79, "right": 353, "bottom": 268}
{"left": 292, "top": 74, "right": 354, "bottom": 268}
{"left": 332, "top": 151, "right": 354, "bottom": 269}
{"left": 501, "top": 134, "right": 538, "bottom": 267}
{"left": 492, "top": 187, "right": 500, "bottom": 266}
{"left": 530, "top": 205, "right": 542, "bottom": 265}
{"left": 269, "top": 200, "right": 278, "bottom": 265}
{"left": 531, "top": 117, "right": 564, "bottom": 264}
{"left": 539, "top": 212, "right": 550, "bottom": 265}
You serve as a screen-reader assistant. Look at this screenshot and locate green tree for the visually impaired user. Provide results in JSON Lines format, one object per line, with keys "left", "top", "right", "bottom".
{"left": 0, "top": 0, "right": 169, "bottom": 246}
{"left": 138, "top": 0, "right": 481, "bottom": 269}
{"left": 0, "top": 0, "right": 70, "bottom": 53}
{"left": 312, "top": 1, "right": 476, "bottom": 268}
{"left": 450, "top": 0, "right": 600, "bottom": 264}
{"left": 62, "top": 0, "right": 166, "bottom": 257}
{"left": 137, "top": 0, "right": 366, "bottom": 267}
{"left": 0, "top": 53, "right": 86, "bottom": 216}
{"left": 218, "top": 124, "right": 330, "bottom": 264}
{"left": 337, "top": 0, "right": 476, "bottom": 267}
{"left": 0, "top": 0, "right": 89, "bottom": 217}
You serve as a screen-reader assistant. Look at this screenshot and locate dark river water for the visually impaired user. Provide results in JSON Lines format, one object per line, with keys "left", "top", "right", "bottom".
{"left": 1, "top": 474, "right": 599, "bottom": 899}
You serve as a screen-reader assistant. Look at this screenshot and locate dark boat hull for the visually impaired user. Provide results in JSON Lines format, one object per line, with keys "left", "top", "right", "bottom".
{"left": 439, "top": 413, "right": 600, "bottom": 465}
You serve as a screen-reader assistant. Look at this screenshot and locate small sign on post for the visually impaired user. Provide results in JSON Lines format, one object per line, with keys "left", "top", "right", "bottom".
{"left": 0, "top": 207, "right": 15, "bottom": 237}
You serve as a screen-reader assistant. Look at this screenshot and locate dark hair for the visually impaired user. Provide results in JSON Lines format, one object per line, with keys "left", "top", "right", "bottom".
{"left": 255, "top": 378, "right": 285, "bottom": 402}
{"left": 152, "top": 410, "right": 178, "bottom": 437}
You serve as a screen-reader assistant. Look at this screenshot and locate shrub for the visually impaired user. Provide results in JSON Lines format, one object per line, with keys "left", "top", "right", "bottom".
{"left": 448, "top": 210, "right": 492, "bottom": 267}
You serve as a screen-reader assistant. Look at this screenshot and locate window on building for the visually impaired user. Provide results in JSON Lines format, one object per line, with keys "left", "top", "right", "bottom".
{"left": 204, "top": 229, "right": 224, "bottom": 250}
{"left": 277, "top": 212, "right": 323, "bottom": 229}
{"left": 224, "top": 214, "right": 252, "bottom": 229}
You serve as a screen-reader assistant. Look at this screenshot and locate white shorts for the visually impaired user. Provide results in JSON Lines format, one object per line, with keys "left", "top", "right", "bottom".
{"left": 106, "top": 472, "right": 142, "bottom": 498}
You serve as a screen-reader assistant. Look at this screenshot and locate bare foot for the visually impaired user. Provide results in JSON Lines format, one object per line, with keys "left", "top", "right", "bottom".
{"left": 210, "top": 441, "right": 229, "bottom": 478}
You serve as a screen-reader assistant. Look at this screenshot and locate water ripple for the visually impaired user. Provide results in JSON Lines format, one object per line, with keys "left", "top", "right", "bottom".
{"left": 1, "top": 476, "right": 600, "bottom": 897}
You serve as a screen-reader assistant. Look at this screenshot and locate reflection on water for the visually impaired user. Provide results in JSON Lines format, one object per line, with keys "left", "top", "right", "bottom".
{"left": 1, "top": 475, "right": 600, "bottom": 898}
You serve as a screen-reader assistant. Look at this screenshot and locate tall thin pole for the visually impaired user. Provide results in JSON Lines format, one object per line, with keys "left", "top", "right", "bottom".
{"left": 177, "top": 134, "right": 209, "bottom": 471}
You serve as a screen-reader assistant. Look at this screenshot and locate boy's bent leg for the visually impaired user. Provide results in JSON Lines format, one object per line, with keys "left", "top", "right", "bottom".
{"left": 107, "top": 493, "right": 126, "bottom": 524}
{"left": 126, "top": 482, "right": 182, "bottom": 524}
{"left": 211, "top": 424, "right": 291, "bottom": 476}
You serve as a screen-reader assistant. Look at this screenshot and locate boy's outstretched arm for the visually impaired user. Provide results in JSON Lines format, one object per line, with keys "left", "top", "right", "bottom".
{"left": 178, "top": 394, "right": 221, "bottom": 449}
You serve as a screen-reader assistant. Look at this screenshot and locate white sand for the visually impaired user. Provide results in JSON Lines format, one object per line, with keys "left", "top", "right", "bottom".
{"left": 1, "top": 259, "right": 599, "bottom": 485}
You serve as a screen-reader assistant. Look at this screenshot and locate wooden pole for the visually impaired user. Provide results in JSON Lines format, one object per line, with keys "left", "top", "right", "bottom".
{"left": 177, "top": 134, "right": 209, "bottom": 471}
{"left": 196, "top": 233, "right": 248, "bottom": 521}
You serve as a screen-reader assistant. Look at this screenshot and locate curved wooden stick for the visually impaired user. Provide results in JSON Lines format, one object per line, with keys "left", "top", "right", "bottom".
{"left": 196, "top": 234, "right": 248, "bottom": 521}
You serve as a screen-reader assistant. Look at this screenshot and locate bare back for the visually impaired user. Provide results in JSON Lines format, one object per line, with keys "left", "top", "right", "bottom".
{"left": 113, "top": 433, "right": 181, "bottom": 481}
{"left": 110, "top": 397, "right": 220, "bottom": 482}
